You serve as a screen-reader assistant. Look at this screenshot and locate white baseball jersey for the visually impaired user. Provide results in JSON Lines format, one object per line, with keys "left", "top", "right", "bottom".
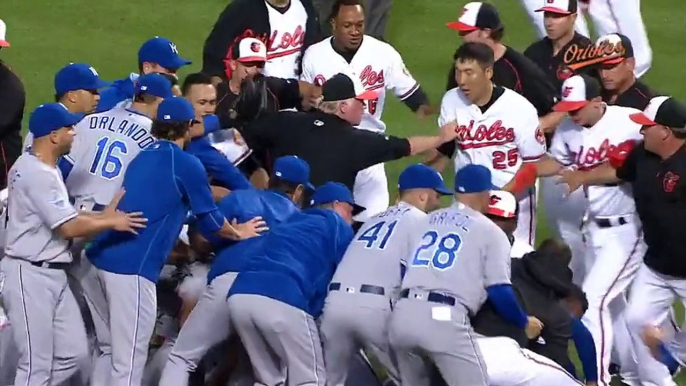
{"left": 438, "top": 87, "right": 546, "bottom": 188}
{"left": 550, "top": 106, "right": 643, "bottom": 218}
{"left": 64, "top": 106, "right": 154, "bottom": 210}
{"left": 300, "top": 36, "right": 420, "bottom": 133}
{"left": 510, "top": 239, "right": 534, "bottom": 259}
{"left": 207, "top": 128, "right": 252, "bottom": 166}
{"left": 264, "top": 0, "right": 308, "bottom": 79}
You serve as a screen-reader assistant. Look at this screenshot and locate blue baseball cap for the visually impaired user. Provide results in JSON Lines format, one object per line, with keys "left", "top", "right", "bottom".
{"left": 273, "top": 156, "right": 314, "bottom": 190}
{"left": 54, "top": 63, "right": 111, "bottom": 95}
{"left": 156, "top": 97, "right": 195, "bottom": 123}
{"left": 454, "top": 164, "right": 498, "bottom": 193}
{"left": 29, "top": 103, "right": 83, "bottom": 139}
{"left": 398, "top": 164, "right": 452, "bottom": 195}
{"left": 135, "top": 73, "right": 173, "bottom": 99}
{"left": 138, "top": 37, "right": 192, "bottom": 70}
{"left": 311, "top": 182, "right": 365, "bottom": 215}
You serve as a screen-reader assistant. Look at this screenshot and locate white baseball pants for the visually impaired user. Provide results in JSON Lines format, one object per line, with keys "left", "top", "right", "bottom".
{"left": 540, "top": 176, "right": 588, "bottom": 285}
{"left": 625, "top": 264, "right": 686, "bottom": 386}
{"left": 353, "top": 163, "right": 390, "bottom": 222}
{"left": 519, "top": 0, "right": 590, "bottom": 38}
{"left": 80, "top": 260, "right": 157, "bottom": 386}
{"left": 159, "top": 272, "right": 239, "bottom": 386}
{"left": 585, "top": 0, "right": 652, "bottom": 78}
{"left": 477, "top": 336, "right": 583, "bottom": 385}
{"left": 0, "top": 258, "right": 89, "bottom": 386}
{"left": 513, "top": 186, "right": 538, "bottom": 247}
{"left": 580, "top": 216, "right": 644, "bottom": 386}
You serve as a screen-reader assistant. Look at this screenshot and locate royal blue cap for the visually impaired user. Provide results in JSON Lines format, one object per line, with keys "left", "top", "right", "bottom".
{"left": 454, "top": 164, "right": 498, "bottom": 193}
{"left": 138, "top": 37, "right": 192, "bottom": 70}
{"left": 156, "top": 97, "right": 195, "bottom": 123}
{"left": 311, "top": 182, "right": 365, "bottom": 215}
{"left": 273, "top": 156, "right": 314, "bottom": 190}
{"left": 135, "top": 73, "right": 173, "bottom": 99}
{"left": 54, "top": 63, "right": 111, "bottom": 95}
{"left": 399, "top": 164, "right": 452, "bottom": 195}
{"left": 29, "top": 103, "right": 83, "bottom": 139}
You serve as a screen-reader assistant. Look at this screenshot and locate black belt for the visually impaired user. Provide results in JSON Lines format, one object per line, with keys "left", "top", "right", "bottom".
{"left": 399, "top": 288, "right": 456, "bottom": 307}
{"left": 595, "top": 216, "right": 629, "bottom": 228}
{"left": 92, "top": 203, "right": 106, "bottom": 211}
{"left": 30, "top": 261, "right": 71, "bottom": 270}
{"left": 328, "top": 282, "right": 385, "bottom": 296}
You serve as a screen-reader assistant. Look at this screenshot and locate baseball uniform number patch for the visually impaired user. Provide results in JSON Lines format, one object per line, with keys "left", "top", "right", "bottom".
{"left": 411, "top": 231, "right": 463, "bottom": 270}
{"left": 356, "top": 220, "right": 398, "bottom": 250}
{"left": 492, "top": 149, "right": 519, "bottom": 170}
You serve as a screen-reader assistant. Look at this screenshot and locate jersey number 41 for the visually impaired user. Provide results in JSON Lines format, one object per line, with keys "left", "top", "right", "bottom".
{"left": 410, "top": 230, "right": 462, "bottom": 270}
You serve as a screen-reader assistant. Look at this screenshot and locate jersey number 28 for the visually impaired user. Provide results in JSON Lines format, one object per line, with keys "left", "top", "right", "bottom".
{"left": 89, "top": 137, "right": 128, "bottom": 180}
{"left": 411, "top": 231, "right": 462, "bottom": 270}
{"left": 492, "top": 148, "right": 519, "bottom": 170}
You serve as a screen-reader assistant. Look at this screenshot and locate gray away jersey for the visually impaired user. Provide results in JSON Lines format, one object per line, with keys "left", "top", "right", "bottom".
{"left": 331, "top": 202, "right": 427, "bottom": 295}
{"left": 400, "top": 202, "right": 512, "bottom": 315}
{"left": 65, "top": 106, "right": 154, "bottom": 209}
{"left": 4, "top": 154, "right": 78, "bottom": 263}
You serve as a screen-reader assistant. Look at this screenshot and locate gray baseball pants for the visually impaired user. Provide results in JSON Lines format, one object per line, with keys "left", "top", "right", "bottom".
{"left": 0, "top": 257, "right": 89, "bottom": 386}
{"left": 159, "top": 271, "right": 239, "bottom": 386}
{"left": 80, "top": 258, "right": 157, "bottom": 386}
{"left": 228, "top": 294, "right": 325, "bottom": 386}
{"left": 319, "top": 290, "right": 399, "bottom": 386}
{"left": 388, "top": 294, "right": 488, "bottom": 386}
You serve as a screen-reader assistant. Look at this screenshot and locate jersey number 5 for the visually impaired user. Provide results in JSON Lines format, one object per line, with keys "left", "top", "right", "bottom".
{"left": 356, "top": 220, "right": 398, "bottom": 250}
{"left": 492, "top": 148, "right": 519, "bottom": 170}
{"left": 90, "top": 137, "right": 128, "bottom": 180}
{"left": 411, "top": 231, "right": 462, "bottom": 270}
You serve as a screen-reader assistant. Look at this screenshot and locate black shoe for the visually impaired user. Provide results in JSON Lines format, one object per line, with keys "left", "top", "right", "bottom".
{"left": 609, "top": 363, "right": 621, "bottom": 376}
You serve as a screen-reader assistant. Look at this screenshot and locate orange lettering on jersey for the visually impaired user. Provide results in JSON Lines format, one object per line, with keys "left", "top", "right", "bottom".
{"left": 360, "top": 65, "right": 385, "bottom": 90}
{"left": 455, "top": 120, "right": 516, "bottom": 148}
{"left": 564, "top": 41, "right": 625, "bottom": 70}
{"left": 573, "top": 139, "right": 617, "bottom": 169}
{"left": 268, "top": 25, "right": 305, "bottom": 58}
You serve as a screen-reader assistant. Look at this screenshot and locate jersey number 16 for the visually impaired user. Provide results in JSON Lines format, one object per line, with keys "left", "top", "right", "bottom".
{"left": 411, "top": 230, "right": 462, "bottom": 270}
{"left": 89, "top": 137, "right": 128, "bottom": 180}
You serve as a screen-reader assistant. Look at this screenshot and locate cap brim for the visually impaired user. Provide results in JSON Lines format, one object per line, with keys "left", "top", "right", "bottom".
{"left": 163, "top": 57, "right": 192, "bottom": 70}
{"left": 95, "top": 79, "right": 112, "bottom": 89}
{"left": 435, "top": 186, "right": 453, "bottom": 195}
{"left": 0, "top": 40, "right": 9, "bottom": 47}
{"left": 356, "top": 89, "right": 378, "bottom": 101}
{"left": 601, "top": 56, "right": 625, "bottom": 65}
{"left": 238, "top": 56, "right": 266, "bottom": 63}
{"left": 487, "top": 207, "right": 516, "bottom": 218}
{"left": 553, "top": 100, "right": 589, "bottom": 112}
{"left": 65, "top": 112, "right": 85, "bottom": 127}
{"left": 352, "top": 203, "right": 366, "bottom": 216}
{"left": 535, "top": 6, "right": 572, "bottom": 14}
{"left": 629, "top": 112, "right": 657, "bottom": 126}
{"left": 446, "top": 21, "right": 478, "bottom": 32}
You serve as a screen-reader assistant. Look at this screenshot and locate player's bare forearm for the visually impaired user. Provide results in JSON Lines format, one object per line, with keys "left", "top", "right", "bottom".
{"left": 408, "top": 136, "right": 446, "bottom": 156}
{"left": 210, "top": 185, "right": 231, "bottom": 202}
{"left": 423, "top": 149, "right": 448, "bottom": 172}
{"left": 58, "top": 213, "right": 139, "bottom": 239}
{"left": 539, "top": 112, "right": 565, "bottom": 133}
{"left": 250, "top": 168, "right": 270, "bottom": 189}
{"left": 535, "top": 156, "right": 564, "bottom": 177}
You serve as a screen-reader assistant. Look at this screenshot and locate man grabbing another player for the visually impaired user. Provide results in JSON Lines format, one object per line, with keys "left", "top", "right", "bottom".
{"left": 300, "top": 0, "right": 432, "bottom": 220}
{"left": 427, "top": 42, "right": 547, "bottom": 247}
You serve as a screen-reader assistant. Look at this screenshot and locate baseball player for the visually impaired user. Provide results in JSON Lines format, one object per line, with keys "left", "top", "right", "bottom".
{"left": 159, "top": 155, "right": 311, "bottom": 386}
{"left": 388, "top": 164, "right": 542, "bottom": 386}
{"left": 520, "top": 0, "right": 589, "bottom": 39}
{"left": 430, "top": 42, "right": 547, "bottom": 247}
{"left": 485, "top": 190, "right": 535, "bottom": 258}
{"left": 23, "top": 63, "right": 112, "bottom": 152}
{"left": 0, "top": 103, "right": 146, "bottom": 385}
{"left": 227, "top": 182, "right": 360, "bottom": 385}
{"left": 300, "top": 0, "right": 431, "bottom": 221}
{"left": 97, "top": 36, "right": 191, "bottom": 112}
{"left": 533, "top": 74, "right": 645, "bottom": 385}
{"left": 319, "top": 163, "right": 451, "bottom": 385}
{"left": 81, "top": 97, "right": 266, "bottom": 386}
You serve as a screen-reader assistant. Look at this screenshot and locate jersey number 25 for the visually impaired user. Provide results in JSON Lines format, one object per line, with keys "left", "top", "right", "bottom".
{"left": 411, "top": 230, "right": 462, "bottom": 270}
{"left": 492, "top": 148, "right": 519, "bottom": 170}
{"left": 89, "top": 137, "right": 128, "bottom": 180}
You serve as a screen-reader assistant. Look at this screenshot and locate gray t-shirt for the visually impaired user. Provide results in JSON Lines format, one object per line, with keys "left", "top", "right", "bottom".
{"left": 400, "top": 202, "right": 512, "bottom": 315}
{"left": 331, "top": 201, "right": 426, "bottom": 296}
{"left": 4, "top": 153, "right": 78, "bottom": 263}
{"left": 64, "top": 106, "right": 154, "bottom": 210}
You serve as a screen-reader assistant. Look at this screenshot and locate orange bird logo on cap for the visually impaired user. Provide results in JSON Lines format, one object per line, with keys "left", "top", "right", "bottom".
{"left": 250, "top": 42, "right": 261, "bottom": 53}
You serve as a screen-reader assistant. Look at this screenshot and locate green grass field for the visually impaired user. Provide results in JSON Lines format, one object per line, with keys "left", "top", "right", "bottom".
{"left": 2, "top": 0, "right": 685, "bottom": 383}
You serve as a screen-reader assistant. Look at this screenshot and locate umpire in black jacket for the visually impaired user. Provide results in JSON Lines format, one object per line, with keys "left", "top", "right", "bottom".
{"left": 203, "top": 0, "right": 321, "bottom": 83}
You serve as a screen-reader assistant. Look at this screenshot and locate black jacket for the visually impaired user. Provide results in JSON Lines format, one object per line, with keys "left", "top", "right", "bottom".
{"left": 0, "top": 61, "right": 25, "bottom": 189}
{"left": 202, "top": 0, "right": 322, "bottom": 79}
{"left": 472, "top": 251, "right": 575, "bottom": 370}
